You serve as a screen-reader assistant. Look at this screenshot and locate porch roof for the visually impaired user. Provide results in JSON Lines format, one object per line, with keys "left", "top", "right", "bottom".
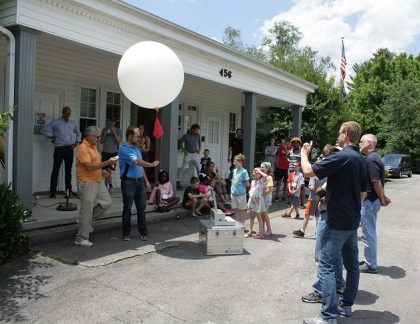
{"left": 2, "top": 0, "right": 316, "bottom": 106}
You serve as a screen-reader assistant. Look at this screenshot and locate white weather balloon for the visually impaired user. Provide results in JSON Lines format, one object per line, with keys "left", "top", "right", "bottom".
{"left": 118, "top": 41, "right": 184, "bottom": 108}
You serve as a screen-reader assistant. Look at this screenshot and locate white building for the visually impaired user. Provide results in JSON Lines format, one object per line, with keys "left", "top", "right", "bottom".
{"left": 0, "top": 0, "right": 316, "bottom": 208}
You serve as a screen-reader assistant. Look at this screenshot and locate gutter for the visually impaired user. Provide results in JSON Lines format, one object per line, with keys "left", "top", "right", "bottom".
{"left": 0, "top": 26, "right": 15, "bottom": 186}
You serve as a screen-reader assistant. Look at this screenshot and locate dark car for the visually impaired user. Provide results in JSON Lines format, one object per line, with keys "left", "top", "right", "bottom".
{"left": 382, "top": 154, "right": 413, "bottom": 178}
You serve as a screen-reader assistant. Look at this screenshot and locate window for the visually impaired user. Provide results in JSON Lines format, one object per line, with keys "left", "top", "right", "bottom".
{"left": 208, "top": 120, "right": 220, "bottom": 144}
{"left": 106, "top": 91, "right": 121, "bottom": 127}
{"left": 80, "top": 87, "right": 97, "bottom": 134}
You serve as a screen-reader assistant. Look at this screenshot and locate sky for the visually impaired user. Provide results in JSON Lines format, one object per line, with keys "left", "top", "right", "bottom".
{"left": 124, "top": 0, "right": 420, "bottom": 79}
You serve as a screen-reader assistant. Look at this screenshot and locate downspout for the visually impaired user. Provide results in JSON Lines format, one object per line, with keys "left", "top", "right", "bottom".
{"left": 0, "top": 26, "right": 15, "bottom": 186}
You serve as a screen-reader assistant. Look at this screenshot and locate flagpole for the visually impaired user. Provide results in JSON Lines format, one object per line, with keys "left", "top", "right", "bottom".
{"left": 340, "top": 37, "right": 347, "bottom": 97}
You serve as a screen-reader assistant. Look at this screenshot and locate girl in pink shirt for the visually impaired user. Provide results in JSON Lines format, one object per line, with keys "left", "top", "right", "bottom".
{"left": 149, "top": 170, "right": 179, "bottom": 211}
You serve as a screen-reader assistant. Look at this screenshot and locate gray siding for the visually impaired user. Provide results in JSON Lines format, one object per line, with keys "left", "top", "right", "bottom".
{"left": 0, "top": 1, "right": 17, "bottom": 26}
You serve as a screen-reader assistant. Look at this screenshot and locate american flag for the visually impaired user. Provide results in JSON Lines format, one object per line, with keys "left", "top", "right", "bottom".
{"left": 340, "top": 38, "right": 347, "bottom": 82}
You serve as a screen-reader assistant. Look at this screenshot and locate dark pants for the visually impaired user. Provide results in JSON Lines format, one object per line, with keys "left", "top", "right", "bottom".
{"left": 50, "top": 145, "right": 74, "bottom": 194}
{"left": 121, "top": 178, "right": 147, "bottom": 237}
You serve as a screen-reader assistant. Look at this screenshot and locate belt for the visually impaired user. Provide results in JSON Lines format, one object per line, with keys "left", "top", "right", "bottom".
{"left": 57, "top": 144, "right": 74, "bottom": 148}
{"left": 125, "top": 177, "right": 144, "bottom": 182}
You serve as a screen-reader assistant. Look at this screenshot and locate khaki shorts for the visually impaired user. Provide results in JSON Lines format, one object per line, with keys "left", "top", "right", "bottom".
{"left": 231, "top": 194, "right": 247, "bottom": 210}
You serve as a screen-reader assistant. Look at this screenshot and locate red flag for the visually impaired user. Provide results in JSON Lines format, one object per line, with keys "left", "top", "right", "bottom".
{"left": 153, "top": 115, "right": 164, "bottom": 139}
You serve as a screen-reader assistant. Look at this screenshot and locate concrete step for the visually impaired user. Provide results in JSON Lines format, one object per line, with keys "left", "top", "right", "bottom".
{"left": 26, "top": 207, "right": 191, "bottom": 246}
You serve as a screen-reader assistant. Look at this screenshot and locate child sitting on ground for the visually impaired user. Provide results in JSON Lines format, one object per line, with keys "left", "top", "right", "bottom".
{"left": 149, "top": 170, "right": 180, "bottom": 212}
{"left": 196, "top": 173, "right": 212, "bottom": 215}
{"left": 200, "top": 149, "right": 212, "bottom": 172}
{"left": 206, "top": 178, "right": 227, "bottom": 211}
{"left": 182, "top": 176, "right": 207, "bottom": 218}
{"left": 282, "top": 162, "right": 304, "bottom": 219}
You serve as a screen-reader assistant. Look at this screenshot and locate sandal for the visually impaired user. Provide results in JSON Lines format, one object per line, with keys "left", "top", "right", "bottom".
{"left": 282, "top": 213, "right": 291, "bottom": 218}
{"left": 253, "top": 232, "right": 265, "bottom": 239}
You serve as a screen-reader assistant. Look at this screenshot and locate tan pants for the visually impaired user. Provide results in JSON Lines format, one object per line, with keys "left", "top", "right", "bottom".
{"left": 76, "top": 181, "right": 112, "bottom": 241}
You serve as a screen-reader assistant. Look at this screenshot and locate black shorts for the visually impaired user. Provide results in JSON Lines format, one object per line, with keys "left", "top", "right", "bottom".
{"left": 101, "top": 152, "right": 118, "bottom": 170}
{"left": 275, "top": 168, "right": 289, "bottom": 182}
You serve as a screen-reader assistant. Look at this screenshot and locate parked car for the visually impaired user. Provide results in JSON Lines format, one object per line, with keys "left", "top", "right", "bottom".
{"left": 382, "top": 154, "right": 413, "bottom": 178}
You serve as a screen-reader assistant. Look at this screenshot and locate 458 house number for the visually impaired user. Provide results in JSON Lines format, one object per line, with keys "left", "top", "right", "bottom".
{"left": 219, "top": 68, "right": 232, "bottom": 78}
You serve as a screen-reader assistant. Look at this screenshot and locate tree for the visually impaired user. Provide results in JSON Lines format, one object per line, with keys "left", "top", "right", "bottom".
{"left": 222, "top": 27, "right": 267, "bottom": 61}
{"left": 258, "top": 21, "right": 344, "bottom": 147}
{"left": 379, "top": 79, "right": 420, "bottom": 159}
{"left": 347, "top": 49, "right": 420, "bottom": 141}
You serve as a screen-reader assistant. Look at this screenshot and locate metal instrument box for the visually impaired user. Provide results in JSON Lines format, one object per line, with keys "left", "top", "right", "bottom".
{"left": 210, "top": 209, "right": 237, "bottom": 226}
{"left": 199, "top": 219, "right": 245, "bottom": 255}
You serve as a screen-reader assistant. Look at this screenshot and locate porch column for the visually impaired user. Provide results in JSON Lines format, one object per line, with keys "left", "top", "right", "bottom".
{"left": 12, "top": 27, "right": 38, "bottom": 209}
{"left": 291, "top": 105, "right": 303, "bottom": 137}
{"left": 161, "top": 97, "right": 179, "bottom": 191}
{"left": 243, "top": 92, "right": 257, "bottom": 170}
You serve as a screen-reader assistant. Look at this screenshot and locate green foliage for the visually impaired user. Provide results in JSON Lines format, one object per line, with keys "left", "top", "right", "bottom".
{"left": 0, "top": 183, "right": 30, "bottom": 264}
{"left": 0, "top": 108, "right": 14, "bottom": 133}
{"left": 379, "top": 80, "right": 420, "bottom": 158}
{"left": 222, "top": 26, "right": 267, "bottom": 61}
{"left": 347, "top": 49, "right": 420, "bottom": 139}
{"left": 223, "top": 23, "right": 420, "bottom": 164}
{"left": 257, "top": 21, "right": 344, "bottom": 148}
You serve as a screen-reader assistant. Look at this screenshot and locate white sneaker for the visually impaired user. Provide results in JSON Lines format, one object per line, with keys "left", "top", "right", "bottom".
{"left": 303, "top": 316, "right": 337, "bottom": 324}
{"left": 75, "top": 239, "right": 93, "bottom": 247}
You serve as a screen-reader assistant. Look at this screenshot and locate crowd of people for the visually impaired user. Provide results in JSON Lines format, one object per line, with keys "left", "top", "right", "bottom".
{"left": 42, "top": 109, "right": 392, "bottom": 323}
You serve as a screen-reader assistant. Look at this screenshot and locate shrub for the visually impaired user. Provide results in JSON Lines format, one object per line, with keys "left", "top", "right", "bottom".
{"left": 0, "top": 183, "right": 30, "bottom": 264}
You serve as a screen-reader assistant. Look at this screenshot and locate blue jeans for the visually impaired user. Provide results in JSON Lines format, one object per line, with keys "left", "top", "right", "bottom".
{"left": 319, "top": 224, "right": 359, "bottom": 320}
{"left": 312, "top": 212, "right": 345, "bottom": 295}
{"left": 121, "top": 179, "right": 147, "bottom": 237}
{"left": 361, "top": 199, "right": 381, "bottom": 269}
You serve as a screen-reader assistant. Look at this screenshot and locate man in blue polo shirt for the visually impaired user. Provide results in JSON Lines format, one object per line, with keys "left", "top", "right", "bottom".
{"left": 119, "top": 126, "right": 159, "bottom": 241}
{"left": 301, "top": 121, "right": 368, "bottom": 324}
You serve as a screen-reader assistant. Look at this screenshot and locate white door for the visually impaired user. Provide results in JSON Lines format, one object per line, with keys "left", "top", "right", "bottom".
{"left": 33, "top": 92, "right": 62, "bottom": 192}
{"left": 206, "top": 117, "right": 222, "bottom": 176}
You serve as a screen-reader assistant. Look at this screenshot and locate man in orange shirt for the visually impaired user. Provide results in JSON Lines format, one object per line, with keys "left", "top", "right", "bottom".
{"left": 75, "top": 126, "right": 118, "bottom": 247}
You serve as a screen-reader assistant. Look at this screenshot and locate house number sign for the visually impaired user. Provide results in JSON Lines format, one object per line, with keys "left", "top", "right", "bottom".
{"left": 219, "top": 68, "right": 232, "bottom": 78}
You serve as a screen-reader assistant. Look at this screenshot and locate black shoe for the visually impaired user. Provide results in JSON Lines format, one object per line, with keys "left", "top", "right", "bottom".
{"left": 50, "top": 193, "right": 56, "bottom": 198}
{"left": 301, "top": 292, "right": 322, "bottom": 303}
{"left": 360, "top": 263, "right": 377, "bottom": 274}
{"left": 274, "top": 197, "right": 280, "bottom": 202}
{"left": 281, "top": 196, "right": 286, "bottom": 201}
{"left": 69, "top": 190, "right": 79, "bottom": 198}
{"left": 139, "top": 234, "right": 149, "bottom": 241}
{"left": 293, "top": 229, "right": 304, "bottom": 238}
